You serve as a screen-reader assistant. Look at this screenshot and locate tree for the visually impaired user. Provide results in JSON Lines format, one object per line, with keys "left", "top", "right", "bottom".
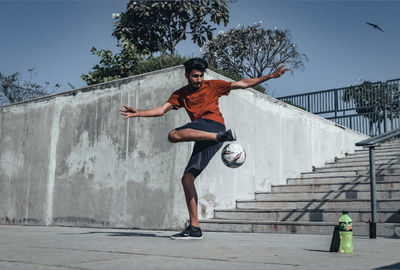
{"left": 82, "top": 37, "right": 190, "bottom": 86}
{"left": 202, "top": 24, "right": 307, "bottom": 91}
{"left": 113, "top": 0, "right": 230, "bottom": 55}
{"left": 0, "top": 69, "right": 59, "bottom": 106}
{"left": 81, "top": 37, "right": 142, "bottom": 85}
{"left": 343, "top": 80, "right": 400, "bottom": 127}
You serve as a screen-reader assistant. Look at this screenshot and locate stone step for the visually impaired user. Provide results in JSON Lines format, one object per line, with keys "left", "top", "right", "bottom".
{"left": 301, "top": 169, "right": 400, "bottom": 178}
{"left": 350, "top": 153, "right": 400, "bottom": 159}
{"left": 199, "top": 219, "right": 400, "bottom": 237}
{"left": 355, "top": 143, "right": 400, "bottom": 149}
{"left": 385, "top": 141, "right": 400, "bottom": 146}
{"left": 287, "top": 175, "right": 400, "bottom": 185}
{"left": 360, "top": 139, "right": 400, "bottom": 145}
{"left": 213, "top": 208, "right": 400, "bottom": 223}
{"left": 335, "top": 154, "right": 400, "bottom": 163}
{"left": 314, "top": 165, "right": 400, "bottom": 173}
{"left": 271, "top": 181, "right": 400, "bottom": 193}
{"left": 325, "top": 156, "right": 400, "bottom": 165}
{"left": 255, "top": 189, "right": 400, "bottom": 201}
{"left": 336, "top": 153, "right": 400, "bottom": 163}
{"left": 333, "top": 159, "right": 400, "bottom": 167}
{"left": 355, "top": 146, "right": 400, "bottom": 154}
{"left": 301, "top": 171, "right": 357, "bottom": 178}
{"left": 341, "top": 150, "right": 400, "bottom": 157}
{"left": 319, "top": 160, "right": 400, "bottom": 170}
{"left": 235, "top": 199, "right": 400, "bottom": 210}
{"left": 353, "top": 144, "right": 400, "bottom": 150}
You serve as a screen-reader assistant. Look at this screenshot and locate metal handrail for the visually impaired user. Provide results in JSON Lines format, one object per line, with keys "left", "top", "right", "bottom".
{"left": 356, "top": 128, "right": 400, "bottom": 147}
{"left": 355, "top": 128, "right": 400, "bottom": 239}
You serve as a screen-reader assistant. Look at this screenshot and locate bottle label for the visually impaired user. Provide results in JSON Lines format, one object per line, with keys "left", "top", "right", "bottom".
{"left": 339, "top": 222, "right": 353, "bottom": 231}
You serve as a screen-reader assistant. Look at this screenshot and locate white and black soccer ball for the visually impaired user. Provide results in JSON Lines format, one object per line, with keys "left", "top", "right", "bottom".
{"left": 221, "top": 143, "right": 246, "bottom": 168}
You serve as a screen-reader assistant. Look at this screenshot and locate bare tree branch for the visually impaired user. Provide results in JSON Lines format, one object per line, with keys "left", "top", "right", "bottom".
{"left": 203, "top": 24, "right": 306, "bottom": 85}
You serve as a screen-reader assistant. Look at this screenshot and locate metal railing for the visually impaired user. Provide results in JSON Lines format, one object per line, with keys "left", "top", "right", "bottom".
{"left": 278, "top": 78, "right": 400, "bottom": 136}
{"left": 356, "top": 128, "right": 400, "bottom": 238}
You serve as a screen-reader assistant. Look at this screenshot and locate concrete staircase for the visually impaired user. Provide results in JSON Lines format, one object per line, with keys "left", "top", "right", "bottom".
{"left": 200, "top": 139, "right": 400, "bottom": 237}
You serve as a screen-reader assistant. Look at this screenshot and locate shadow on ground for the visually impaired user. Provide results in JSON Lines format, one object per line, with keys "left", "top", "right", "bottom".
{"left": 304, "top": 249, "right": 331, "bottom": 253}
{"left": 61, "top": 231, "right": 171, "bottom": 238}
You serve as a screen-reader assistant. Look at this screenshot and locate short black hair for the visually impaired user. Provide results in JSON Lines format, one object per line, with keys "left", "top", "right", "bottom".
{"left": 183, "top": 58, "right": 208, "bottom": 74}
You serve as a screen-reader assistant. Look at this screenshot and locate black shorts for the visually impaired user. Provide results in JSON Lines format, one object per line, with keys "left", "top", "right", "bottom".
{"left": 175, "top": 119, "right": 226, "bottom": 178}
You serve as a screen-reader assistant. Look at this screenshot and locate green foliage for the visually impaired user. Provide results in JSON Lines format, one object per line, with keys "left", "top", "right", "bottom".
{"left": 136, "top": 54, "right": 188, "bottom": 74}
{"left": 113, "top": 0, "right": 230, "bottom": 54}
{"left": 81, "top": 37, "right": 142, "bottom": 85}
{"left": 82, "top": 38, "right": 190, "bottom": 85}
{"left": 343, "top": 80, "right": 400, "bottom": 122}
{"left": 202, "top": 24, "right": 307, "bottom": 87}
{"left": 0, "top": 69, "right": 59, "bottom": 106}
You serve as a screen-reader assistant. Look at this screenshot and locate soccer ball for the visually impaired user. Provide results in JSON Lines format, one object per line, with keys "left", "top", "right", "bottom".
{"left": 221, "top": 143, "right": 246, "bottom": 168}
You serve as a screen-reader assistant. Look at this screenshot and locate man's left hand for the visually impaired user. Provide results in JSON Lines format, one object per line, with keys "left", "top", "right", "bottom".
{"left": 272, "top": 65, "right": 290, "bottom": 78}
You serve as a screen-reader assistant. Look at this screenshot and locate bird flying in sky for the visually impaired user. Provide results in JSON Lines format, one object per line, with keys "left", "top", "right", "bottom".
{"left": 366, "top": 22, "right": 384, "bottom": 32}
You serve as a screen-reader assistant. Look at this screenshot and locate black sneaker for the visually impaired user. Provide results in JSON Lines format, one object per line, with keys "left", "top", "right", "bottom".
{"left": 217, "top": 129, "right": 237, "bottom": 142}
{"left": 171, "top": 224, "right": 203, "bottom": 240}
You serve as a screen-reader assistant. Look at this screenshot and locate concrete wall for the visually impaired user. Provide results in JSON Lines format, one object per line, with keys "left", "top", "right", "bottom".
{"left": 0, "top": 66, "right": 369, "bottom": 229}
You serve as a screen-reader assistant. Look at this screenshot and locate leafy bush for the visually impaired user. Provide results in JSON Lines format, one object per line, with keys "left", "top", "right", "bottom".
{"left": 136, "top": 54, "right": 188, "bottom": 74}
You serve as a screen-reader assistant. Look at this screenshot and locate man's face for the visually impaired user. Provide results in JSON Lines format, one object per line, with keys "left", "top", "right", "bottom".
{"left": 186, "top": 69, "right": 204, "bottom": 91}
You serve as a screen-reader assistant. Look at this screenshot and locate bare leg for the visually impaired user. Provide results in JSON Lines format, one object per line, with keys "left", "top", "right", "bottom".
{"left": 181, "top": 172, "right": 199, "bottom": 227}
{"left": 168, "top": 128, "right": 217, "bottom": 143}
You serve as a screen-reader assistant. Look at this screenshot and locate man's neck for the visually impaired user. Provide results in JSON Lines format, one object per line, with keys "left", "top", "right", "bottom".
{"left": 188, "top": 84, "right": 201, "bottom": 92}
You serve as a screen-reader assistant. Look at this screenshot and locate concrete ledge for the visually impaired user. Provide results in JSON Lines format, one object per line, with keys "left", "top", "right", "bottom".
{"left": 0, "top": 66, "right": 184, "bottom": 110}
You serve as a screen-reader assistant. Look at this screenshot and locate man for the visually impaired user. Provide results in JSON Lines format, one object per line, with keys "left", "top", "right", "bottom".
{"left": 120, "top": 58, "right": 288, "bottom": 239}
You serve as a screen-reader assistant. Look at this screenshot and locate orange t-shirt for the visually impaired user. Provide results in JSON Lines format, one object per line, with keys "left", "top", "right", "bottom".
{"left": 167, "top": 80, "right": 232, "bottom": 125}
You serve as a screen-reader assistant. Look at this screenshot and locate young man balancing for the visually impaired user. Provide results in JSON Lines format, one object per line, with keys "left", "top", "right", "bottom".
{"left": 120, "top": 58, "right": 288, "bottom": 239}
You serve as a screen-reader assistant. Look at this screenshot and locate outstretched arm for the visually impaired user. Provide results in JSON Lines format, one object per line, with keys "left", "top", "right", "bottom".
{"left": 230, "top": 65, "right": 290, "bottom": 90}
{"left": 119, "top": 102, "right": 173, "bottom": 120}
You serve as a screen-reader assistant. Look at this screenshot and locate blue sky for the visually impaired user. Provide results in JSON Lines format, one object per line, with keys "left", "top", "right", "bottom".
{"left": 1, "top": 0, "right": 399, "bottom": 98}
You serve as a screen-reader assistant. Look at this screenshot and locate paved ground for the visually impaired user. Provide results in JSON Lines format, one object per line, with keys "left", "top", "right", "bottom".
{"left": 0, "top": 225, "right": 399, "bottom": 270}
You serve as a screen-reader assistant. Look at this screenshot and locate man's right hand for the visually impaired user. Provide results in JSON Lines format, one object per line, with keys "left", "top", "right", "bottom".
{"left": 119, "top": 104, "right": 140, "bottom": 119}
{"left": 119, "top": 102, "right": 173, "bottom": 119}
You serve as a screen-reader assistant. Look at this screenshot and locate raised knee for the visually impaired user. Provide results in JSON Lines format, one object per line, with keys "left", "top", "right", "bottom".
{"left": 168, "top": 130, "right": 179, "bottom": 143}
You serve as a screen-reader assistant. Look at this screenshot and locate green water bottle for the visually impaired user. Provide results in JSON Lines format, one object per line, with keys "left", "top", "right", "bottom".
{"left": 339, "top": 211, "right": 353, "bottom": 254}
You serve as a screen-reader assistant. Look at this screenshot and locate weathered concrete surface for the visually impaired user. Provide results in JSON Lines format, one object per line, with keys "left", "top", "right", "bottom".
{"left": 1, "top": 225, "right": 400, "bottom": 270}
{"left": 0, "top": 66, "right": 368, "bottom": 229}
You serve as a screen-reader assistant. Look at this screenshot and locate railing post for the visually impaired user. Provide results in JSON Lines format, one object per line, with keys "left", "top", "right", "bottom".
{"left": 334, "top": 89, "right": 338, "bottom": 118}
{"left": 383, "top": 109, "right": 388, "bottom": 133}
{"left": 368, "top": 146, "right": 377, "bottom": 239}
